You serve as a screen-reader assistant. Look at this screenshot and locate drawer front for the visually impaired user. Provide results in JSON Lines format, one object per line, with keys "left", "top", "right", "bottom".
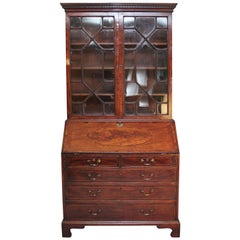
{"left": 65, "top": 183, "right": 177, "bottom": 200}
{"left": 121, "top": 155, "right": 178, "bottom": 167}
{"left": 64, "top": 167, "right": 176, "bottom": 182}
{"left": 63, "top": 155, "right": 119, "bottom": 168}
{"left": 65, "top": 201, "right": 176, "bottom": 221}
{"left": 63, "top": 154, "right": 178, "bottom": 168}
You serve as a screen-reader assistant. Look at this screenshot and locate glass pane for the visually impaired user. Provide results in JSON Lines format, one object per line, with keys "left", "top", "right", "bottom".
{"left": 95, "top": 82, "right": 114, "bottom": 95}
{"left": 82, "top": 17, "right": 102, "bottom": 37}
{"left": 83, "top": 70, "right": 103, "bottom": 90}
{"left": 160, "top": 103, "right": 168, "bottom": 114}
{"left": 124, "top": 29, "right": 142, "bottom": 49}
{"left": 104, "top": 51, "right": 114, "bottom": 68}
{"left": 157, "top": 69, "right": 168, "bottom": 81}
{"left": 95, "top": 29, "right": 114, "bottom": 49}
{"left": 135, "top": 42, "right": 156, "bottom": 67}
{"left": 157, "top": 17, "right": 168, "bottom": 28}
{"left": 72, "top": 103, "right": 83, "bottom": 114}
{"left": 126, "top": 82, "right": 139, "bottom": 97}
{"left": 104, "top": 69, "right": 114, "bottom": 81}
{"left": 71, "top": 69, "right": 82, "bottom": 82}
{"left": 82, "top": 42, "right": 103, "bottom": 68}
{"left": 72, "top": 94, "right": 88, "bottom": 103}
{"left": 71, "top": 82, "right": 89, "bottom": 94}
{"left": 124, "top": 50, "right": 134, "bottom": 68}
{"left": 71, "top": 29, "right": 90, "bottom": 49}
{"left": 152, "top": 82, "right": 168, "bottom": 94}
{"left": 104, "top": 103, "right": 115, "bottom": 114}
{"left": 71, "top": 51, "right": 81, "bottom": 67}
{"left": 137, "top": 96, "right": 155, "bottom": 114}
{"left": 136, "top": 69, "right": 148, "bottom": 87}
{"left": 149, "top": 29, "right": 168, "bottom": 47}
{"left": 84, "top": 96, "right": 103, "bottom": 115}
{"left": 157, "top": 50, "right": 168, "bottom": 67}
{"left": 136, "top": 17, "right": 155, "bottom": 37}
{"left": 70, "top": 17, "right": 81, "bottom": 28}
{"left": 125, "top": 103, "right": 136, "bottom": 115}
{"left": 103, "top": 17, "right": 114, "bottom": 28}
{"left": 124, "top": 17, "right": 135, "bottom": 28}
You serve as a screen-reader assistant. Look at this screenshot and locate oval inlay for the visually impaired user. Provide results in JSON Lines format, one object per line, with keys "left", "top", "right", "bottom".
{"left": 87, "top": 126, "right": 152, "bottom": 146}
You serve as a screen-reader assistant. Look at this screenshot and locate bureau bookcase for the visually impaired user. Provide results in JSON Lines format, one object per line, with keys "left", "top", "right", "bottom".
{"left": 60, "top": 3, "right": 180, "bottom": 238}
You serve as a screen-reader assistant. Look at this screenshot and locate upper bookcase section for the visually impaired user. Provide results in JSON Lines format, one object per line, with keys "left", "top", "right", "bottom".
{"left": 61, "top": 3, "right": 177, "bottom": 12}
{"left": 61, "top": 3, "right": 177, "bottom": 120}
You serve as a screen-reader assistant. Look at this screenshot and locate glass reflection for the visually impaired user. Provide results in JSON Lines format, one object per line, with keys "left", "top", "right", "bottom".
{"left": 124, "top": 17, "right": 135, "bottom": 28}
{"left": 157, "top": 17, "right": 168, "bottom": 28}
{"left": 82, "top": 17, "right": 102, "bottom": 37}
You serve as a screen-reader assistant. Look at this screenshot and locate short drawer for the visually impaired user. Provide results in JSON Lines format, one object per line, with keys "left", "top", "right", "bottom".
{"left": 63, "top": 154, "right": 119, "bottom": 168}
{"left": 65, "top": 183, "right": 177, "bottom": 200}
{"left": 121, "top": 155, "right": 178, "bottom": 167}
{"left": 64, "top": 167, "right": 176, "bottom": 182}
{"left": 64, "top": 201, "right": 176, "bottom": 221}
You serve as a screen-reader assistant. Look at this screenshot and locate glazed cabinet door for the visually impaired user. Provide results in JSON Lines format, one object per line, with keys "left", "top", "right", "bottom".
{"left": 68, "top": 14, "right": 117, "bottom": 116}
{"left": 123, "top": 13, "right": 172, "bottom": 117}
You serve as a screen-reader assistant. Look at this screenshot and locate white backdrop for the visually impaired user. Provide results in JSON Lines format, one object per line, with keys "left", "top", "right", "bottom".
{"left": 1, "top": 0, "right": 240, "bottom": 239}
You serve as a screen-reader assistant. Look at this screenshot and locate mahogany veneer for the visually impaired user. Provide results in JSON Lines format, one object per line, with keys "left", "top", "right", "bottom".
{"left": 61, "top": 2, "right": 180, "bottom": 238}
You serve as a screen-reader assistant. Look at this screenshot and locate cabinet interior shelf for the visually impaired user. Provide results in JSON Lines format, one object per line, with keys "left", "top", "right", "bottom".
{"left": 71, "top": 67, "right": 168, "bottom": 70}
{"left": 71, "top": 43, "right": 167, "bottom": 47}
{"left": 71, "top": 66, "right": 115, "bottom": 70}
{"left": 124, "top": 42, "right": 168, "bottom": 46}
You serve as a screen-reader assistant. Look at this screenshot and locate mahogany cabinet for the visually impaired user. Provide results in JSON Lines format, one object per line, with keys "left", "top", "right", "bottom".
{"left": 60, "top": 3, "right": 180, "bottom": 238}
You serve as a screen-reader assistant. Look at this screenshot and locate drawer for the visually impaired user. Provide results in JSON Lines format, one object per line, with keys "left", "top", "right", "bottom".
{"left": 64, "top": 167, "right": 176, "bottom": 182}
{"left": 64, "top": 201, "right": 176, "bottom": 221}
{"left": 65, "top": 182, "right": 177, "bottom": 200}
{"left": 121, "top": 155, "right": 178, "bottom": 167}
{"left": 63, "top": 154, "right": 119, "bottom": 168}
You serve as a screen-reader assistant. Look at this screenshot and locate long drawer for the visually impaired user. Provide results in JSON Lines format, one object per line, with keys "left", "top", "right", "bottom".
{"left": 65, "top": 182, "right": 177, "bottom": 200}
{"left": 64, "top": 167, "right": 177, "bottom": 182}
{"left": 63, "top": 154, "right": 178, "bottom": 168}
{"left": 64, "top": 200, "right": 176, "bottom": 221}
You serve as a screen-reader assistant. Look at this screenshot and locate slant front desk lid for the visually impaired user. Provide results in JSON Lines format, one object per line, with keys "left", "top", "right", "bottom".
{"left": 62, "top": 120, "right": 179, "bottom": 153}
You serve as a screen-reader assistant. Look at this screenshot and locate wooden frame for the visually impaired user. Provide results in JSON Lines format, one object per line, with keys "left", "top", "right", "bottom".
{"left": 60, "top": 3, "right": 179, "bottom": 238}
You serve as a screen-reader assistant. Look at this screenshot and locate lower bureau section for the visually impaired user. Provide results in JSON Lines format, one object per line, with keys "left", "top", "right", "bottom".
{"left": 64, "top": 200, "right": 176, "bottom": 221}
{"left": 61, "top": 121, "right": 180, "bottom": 237}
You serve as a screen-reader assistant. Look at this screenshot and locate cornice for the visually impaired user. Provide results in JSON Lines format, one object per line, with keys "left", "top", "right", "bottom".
{"left": 60, "top": 3, "right": 177, "bottom": 12}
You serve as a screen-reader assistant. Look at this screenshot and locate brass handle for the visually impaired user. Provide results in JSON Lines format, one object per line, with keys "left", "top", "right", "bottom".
{"left": 87, "top": 158, "right": 101, "bottom": 167}
{"left": 87, "top": 173, "right": 101, "bottom": 181}
{"left": 140, "top": 188, "right": 154, "bottom": 196}
{"left": 140, "top": 172, "right": 154, "bottom": 181}
{"left": 116, "top": 122, "right": 123, "bottom": 127}
{"left": 140, "top": 158, "right": 155, "bottom": 166}
{"left": 140, "top": 209, "right": 154, "bottom": 216}
{"left": 88, "top": 209, "right": 102, "bottom": 216}
{"left": 88, "top": 189, "right": 101, "bottom": 197}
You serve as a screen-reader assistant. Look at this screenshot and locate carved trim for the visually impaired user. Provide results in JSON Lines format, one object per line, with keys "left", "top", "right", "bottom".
{"left": 61, "top": 3, "right": 177, "bottom": 12}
